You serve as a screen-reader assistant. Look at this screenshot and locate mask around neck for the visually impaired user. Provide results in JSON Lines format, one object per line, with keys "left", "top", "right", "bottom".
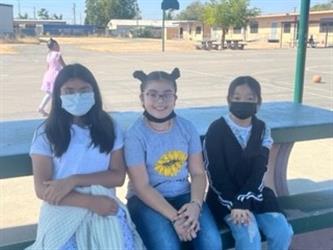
{"left": 143, "top": 110, "right": 176, "bottom": 123}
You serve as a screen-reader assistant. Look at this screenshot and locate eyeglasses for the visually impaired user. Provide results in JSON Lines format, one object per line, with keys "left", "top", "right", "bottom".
{"left": 145, "top": 92, "right": 176, "bottom": 102}
{"left": 61, "top": 88, "right": 93, "bottom": 95}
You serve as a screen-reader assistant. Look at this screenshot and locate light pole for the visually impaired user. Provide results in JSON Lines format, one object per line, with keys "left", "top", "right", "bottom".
{"left": 17, "top": 0, "right": 21, "bottom": 16}
{"left": 161, "top": 0, "right": 179, "bottom": 52}
{"left": 162, "top": 10, "right": 166, "bottom": 52}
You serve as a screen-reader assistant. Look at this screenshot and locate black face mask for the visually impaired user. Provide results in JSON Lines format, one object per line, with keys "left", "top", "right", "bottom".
{"left": 229, "top": 102, "right": 257, "bottom": 120}
{"left": 143, "top": 110, "right": 176, "bottom": 123}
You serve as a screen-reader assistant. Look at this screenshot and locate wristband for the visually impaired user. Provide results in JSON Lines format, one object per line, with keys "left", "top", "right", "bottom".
{"left": 191, "top": 200, "right": 202, "bottom": 210}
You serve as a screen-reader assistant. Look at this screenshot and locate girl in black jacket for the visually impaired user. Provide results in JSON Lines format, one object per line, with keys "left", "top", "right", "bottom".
{"left": 204, "top": 76, "right": 293, "bottom": 250}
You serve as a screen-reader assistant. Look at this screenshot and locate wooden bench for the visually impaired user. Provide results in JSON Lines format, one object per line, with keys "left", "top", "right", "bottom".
{"left": 1, "top": 102, "right": 333, "bottom": 249}
{"left": 1, "top": 189, "right": 332, "bottom": 250}
{"left": 221, "top": 189, "right": 333, "bottom": 249}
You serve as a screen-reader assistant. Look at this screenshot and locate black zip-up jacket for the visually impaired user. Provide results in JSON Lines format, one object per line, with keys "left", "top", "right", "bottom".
{"left": 204, "top": 116, "right": 281, "bottom": 220}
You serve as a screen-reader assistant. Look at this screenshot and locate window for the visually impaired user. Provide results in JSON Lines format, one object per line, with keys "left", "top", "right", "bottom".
{"left": 195, "top": 26, "right": 201, "bottom": 34}
{"left": 233, "top": 26, "right": 241, "bottom": 34}
{"left": 320, "top": 18, "right": 333, "bottom": 33}
{"left": 250, "top": 22, "right": 258, "bottom": 33}
{"left": 283, "top": 22, "right": 291, "bottom": 33}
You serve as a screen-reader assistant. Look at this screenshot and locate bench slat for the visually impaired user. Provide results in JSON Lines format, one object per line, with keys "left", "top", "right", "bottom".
{"left": 278, "top": 189, "right": 333, "bottom": 212}
{"left": 0, "top": 154, "right": 32, "bottom": 179}
{"left": 1, "top": 190, "right": 332, "bottom": 250}
{"left": 0, "top": 241, "right": 33, "bottom": 250}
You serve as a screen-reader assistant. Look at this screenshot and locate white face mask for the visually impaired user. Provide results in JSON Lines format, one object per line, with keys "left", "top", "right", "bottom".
{"left": 60, "top": 92, "right": 95, "bottom": 116}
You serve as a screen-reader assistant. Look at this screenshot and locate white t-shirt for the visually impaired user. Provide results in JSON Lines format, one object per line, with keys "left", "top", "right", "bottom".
{"left": 224, "top": 114, "right": 273, "bottom": 149}
{"left": 30, "top": 122, "right": 123, "bottom": 180}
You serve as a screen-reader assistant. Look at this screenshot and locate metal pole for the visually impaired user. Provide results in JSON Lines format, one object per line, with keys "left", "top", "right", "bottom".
{"left": 280, "top": 22, "right": 283, "bottom": 48}
{"left": 17, "top": 0, "right": 21, "bottom": 16}
{"left": 162, "top": 10, "right": 165, "bottom": 52}
{"left": 293, "top": 0, "right": 310, "bottom": 103}
{"left": 292, "top": 7, "right": 297, "bottom": 48}
{"left": 325, "top": 26, "right": 328, "bottom": 48}
{"left": 73, "top": 3, "right": 76, "bottom": 25}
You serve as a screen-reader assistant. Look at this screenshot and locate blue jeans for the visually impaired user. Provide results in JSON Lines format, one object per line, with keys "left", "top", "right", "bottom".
{"left": 224, "top": 212, "right": 293, "bottom": 250}
{"left": 127, "top": 193, "right": 222, "bottom": 250}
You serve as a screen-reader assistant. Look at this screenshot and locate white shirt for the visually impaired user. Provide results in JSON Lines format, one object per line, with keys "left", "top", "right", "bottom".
{"left": 30, "top": 122, "right": 123, "bottom": 180}
{"left": 224, "top": 114, "right": 273, "bottom": 149}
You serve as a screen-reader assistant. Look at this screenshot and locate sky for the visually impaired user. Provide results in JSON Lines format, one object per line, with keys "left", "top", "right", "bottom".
{"left": 1, "top": 0, "right": 330, "bottom": 24}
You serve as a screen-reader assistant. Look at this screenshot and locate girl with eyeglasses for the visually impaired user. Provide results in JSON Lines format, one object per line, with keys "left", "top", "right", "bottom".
{"left": 28, "top": 64, "right": 144, "bottom": 250}
{"left": 204, "top": 76, "right": 293, "bottom": 250}
{"left": 124, "top": 68, "right": 222, "bottom": 250}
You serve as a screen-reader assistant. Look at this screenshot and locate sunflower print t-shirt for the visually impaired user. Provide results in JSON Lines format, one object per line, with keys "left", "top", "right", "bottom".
{"left": 125, "top": 115, "right": 202, "bottom": 198}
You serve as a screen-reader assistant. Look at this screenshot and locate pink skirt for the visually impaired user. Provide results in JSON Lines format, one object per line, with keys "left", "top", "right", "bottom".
{"left": 41, "top": 69, "right": 61, "bottom": 93}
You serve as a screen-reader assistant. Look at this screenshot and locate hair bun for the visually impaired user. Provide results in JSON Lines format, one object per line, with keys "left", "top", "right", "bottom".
{"left": 47, "top": 37, "right": 58, "bottom": 49}
{"left": 133, "top": 70, "right": 147, "bottom": 82}
{"left": 170, "top": 68, "right": 180, "bottom": 80}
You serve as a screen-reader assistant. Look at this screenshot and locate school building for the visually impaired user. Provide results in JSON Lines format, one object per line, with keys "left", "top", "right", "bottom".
{"left": 108, "top": 10, "right": 333, "bottom": 48}
{"left": 13, "top": 19, "right": 95, "bottom": 36}
{"left": 210, "top": 10, "right": 333, "bottom": 48}
{"left": 107, "top": 19, "right": 179, "bottom": 38}
{"left": 107, "top": 19, "right": 210, "bottom": 40}
{"left": 0, "top": 3, "right": 14, "bottom": 36}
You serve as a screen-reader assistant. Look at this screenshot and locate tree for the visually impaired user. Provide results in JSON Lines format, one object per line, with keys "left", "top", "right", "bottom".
{"left": 37, "top": 8, "right": 50, "bottom": 20}
{"left": 18, "top": 13, "right": 29, "bottom": 19}
{"left": 37, "top": 8, "right": 63, "bottom": 20}
{"left": 52, "top": 14, "right": 63, "bottom": 20}
{"left": 115, "top": 0, "right": 140, "bottom": 19}
{"left": 85, "top": 0, "right": 140, "bottom": 27}
{"left": 176, "top": 1, "right": 205, "bottom": 20}
{"left": 165, "top": 10, "right": 174, "bottom": 20}
{"left": 310, "top": 0, "right": 333, "bottom": 11}
{"left": 203, "top": 0, "right": 259, "bottom": 49}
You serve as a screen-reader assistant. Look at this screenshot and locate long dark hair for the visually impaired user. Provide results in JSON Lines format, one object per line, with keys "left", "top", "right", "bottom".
{"left": 45, "top": 63, "right": 115, "bottom": 157}
{"left": 227, "top": 76, "right": 262, "bottom": 105}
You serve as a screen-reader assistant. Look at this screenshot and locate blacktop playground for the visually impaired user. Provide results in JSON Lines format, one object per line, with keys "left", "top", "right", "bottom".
{"left": 0, "top": 40, "right": 332, "bottom": 249}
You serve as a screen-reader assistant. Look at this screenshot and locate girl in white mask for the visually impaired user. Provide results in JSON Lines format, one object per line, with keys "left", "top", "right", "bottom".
{"left": 28, "top": 64, "right": 145, "bottom": 250}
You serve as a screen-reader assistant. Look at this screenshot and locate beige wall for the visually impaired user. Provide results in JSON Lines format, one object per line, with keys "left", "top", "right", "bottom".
{"left": 209, "top": 11, "right": 333, "bottom": 47}
{"left": 178, "top": 22, "right": 210, "bottom": 41}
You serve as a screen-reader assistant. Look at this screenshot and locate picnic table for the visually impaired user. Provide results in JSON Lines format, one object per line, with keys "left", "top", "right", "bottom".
{"left": 1, "top": 102, "right": 333, "bottom": 249}
{"left": 195, "top": 40, "right": 220, "bottom": 50}
{"left": 1, "top": 102, "right": 332, "bottom": 193}
{"left": 196, "top": 39, "right": 246, "bottom": 50}
{"left": 225, "top": 39, "right": 246, "bottom": 50}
